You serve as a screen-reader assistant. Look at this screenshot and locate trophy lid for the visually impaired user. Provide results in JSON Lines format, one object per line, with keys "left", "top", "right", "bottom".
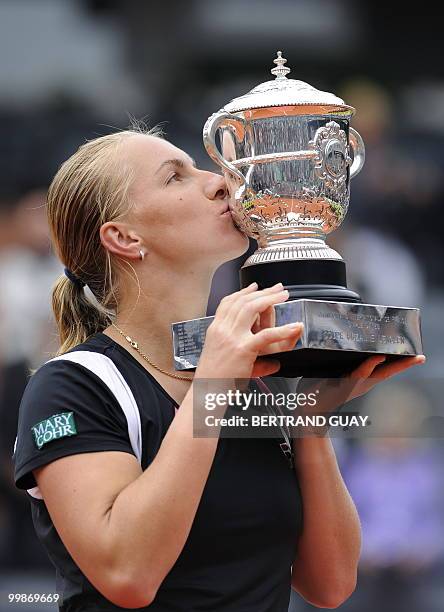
{"left": 224, "top": 51, "right": 355, "bottom": 115}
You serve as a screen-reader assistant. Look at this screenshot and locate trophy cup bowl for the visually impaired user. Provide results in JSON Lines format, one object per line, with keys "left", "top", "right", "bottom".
{"left": 203, "top": 51, "right": 365, "bottom": 302}
{"left": 171, "top": 52, "right": 422, "bottom": 377}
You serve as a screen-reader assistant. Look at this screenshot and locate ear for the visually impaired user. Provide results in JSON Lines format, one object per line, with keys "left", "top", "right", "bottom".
{"left": 100, "top": 222, "right": 143, "bottom": 261}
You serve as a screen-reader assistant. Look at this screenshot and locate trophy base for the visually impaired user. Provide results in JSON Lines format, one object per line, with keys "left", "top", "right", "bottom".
{"left": 239, "top": 258, "right": 361, "bottom": 302}
{"left": 270, "top": 348, "right": 407, "bottom": 378}
{"left": 171, "top": 299, "right": 422, "bottom": 378}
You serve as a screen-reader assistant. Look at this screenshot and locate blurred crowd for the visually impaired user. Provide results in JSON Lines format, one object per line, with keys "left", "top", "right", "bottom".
{"left": 1, "top": 1, "right": 443, "bottom": 611}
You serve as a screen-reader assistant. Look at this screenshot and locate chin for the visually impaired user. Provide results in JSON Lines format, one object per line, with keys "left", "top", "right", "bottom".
{"left": 221, "top": 230, "right": 250, "bottom": 262}
{"left": 238, "top": 232, "right": 251, "bottom": 253}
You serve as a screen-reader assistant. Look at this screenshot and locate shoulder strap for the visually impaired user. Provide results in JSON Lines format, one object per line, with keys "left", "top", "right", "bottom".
{"left": 50, "top": 352, "right": 142, "bottom": 463}
{"left": 25, "top": 351, "right": 143, "bottom": 500}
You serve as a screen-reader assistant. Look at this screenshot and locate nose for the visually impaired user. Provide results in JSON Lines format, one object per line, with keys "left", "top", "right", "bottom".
{"left": 205, "top": 172, "right": 228, "bottom": 201}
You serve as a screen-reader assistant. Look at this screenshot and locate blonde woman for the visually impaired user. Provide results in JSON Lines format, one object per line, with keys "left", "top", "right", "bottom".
{"left": 13, "top": 128, "right": 424, "bottom": 611}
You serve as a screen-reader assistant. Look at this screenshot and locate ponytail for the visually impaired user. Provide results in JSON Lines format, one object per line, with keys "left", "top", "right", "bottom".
{"left": 51, "top": 275, "right": 111, "bottom": 356}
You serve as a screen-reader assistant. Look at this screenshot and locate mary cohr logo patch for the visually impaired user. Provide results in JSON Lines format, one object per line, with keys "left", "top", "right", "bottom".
{"left": 31, "top": 412, "right": 77, "bottom": 450}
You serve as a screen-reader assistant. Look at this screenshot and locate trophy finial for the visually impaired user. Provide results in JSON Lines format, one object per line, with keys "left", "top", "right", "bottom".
{"left": 271, "top": 51, "right": 291, "bottom": 80}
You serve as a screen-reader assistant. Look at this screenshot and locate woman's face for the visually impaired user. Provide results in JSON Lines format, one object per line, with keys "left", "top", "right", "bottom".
{"left": 122, "top": 134, "right": 249, "bottom": 269}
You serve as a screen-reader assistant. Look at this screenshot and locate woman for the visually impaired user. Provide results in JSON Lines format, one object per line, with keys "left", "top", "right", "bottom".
{"left": 13, "top": 127, "right": 424, "bottom": 611}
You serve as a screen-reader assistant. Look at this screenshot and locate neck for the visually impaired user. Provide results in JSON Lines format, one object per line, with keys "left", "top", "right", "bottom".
{"left": 110, "top": 263, "right": 215, "bottom": 373}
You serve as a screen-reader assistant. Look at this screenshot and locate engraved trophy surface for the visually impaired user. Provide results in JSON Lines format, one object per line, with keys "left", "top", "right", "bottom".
{"left": 172, "top": 52, "right": 422, "bottom": 377}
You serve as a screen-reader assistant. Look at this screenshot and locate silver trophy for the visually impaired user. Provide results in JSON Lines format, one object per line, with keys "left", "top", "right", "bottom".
{"left": 172, "top": 52, "right": 422, "bottom": 377}
{"left": 203, "top": 50, "right": 364, "bottom": 294}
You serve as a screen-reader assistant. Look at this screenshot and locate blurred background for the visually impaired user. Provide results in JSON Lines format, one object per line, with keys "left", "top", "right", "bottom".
{"left": 0, "top": 0, "right": 443, "bottom": 610}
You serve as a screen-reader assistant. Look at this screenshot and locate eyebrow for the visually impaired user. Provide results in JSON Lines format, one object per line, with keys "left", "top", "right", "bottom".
{"left": 155, "top": 156, "right": 197, "bottom": 174}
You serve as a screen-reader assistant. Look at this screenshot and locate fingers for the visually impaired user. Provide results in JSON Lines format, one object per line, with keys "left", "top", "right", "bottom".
{"left": 237, "top": 281, "right": 260, "bottom": 295}
{"left": 242, "top": 283, "right": 285, "bottom": 302}
{"left": 370, "top": 354, "right": 426, "bottom": 381}
{"left": 350, "top": 355, "right": 386, "bottom": 379}
{"left": 256, "top": 303, "right": 276, "bottom": 332}
{"left": 216, "top": 282, "right": 260, "bottom": 309}
{"left": 351, "top": 354, "right": 426, "bottom": 382}
{"left": 234, "top": 289, "right": 289, "bottom": 328}
{"left": 251, "top": 357, "right": 281, "bottom": 377}
{"left": 251, "top": 304, "right": 278, "bottom": 334}
{"left": 251, "top": 322, "right": 303, "bottom": 354}
{"left": 251, "top": 313, "right": 261, "bottom": 334}
{"left": 216, "top": 282, "right": 284, "bottom": 320}
{"left": 260, "top": 336, "right": 299, "bottom": 356}
{"left": 217, "top": 282, "right": 260, "bottom": 309}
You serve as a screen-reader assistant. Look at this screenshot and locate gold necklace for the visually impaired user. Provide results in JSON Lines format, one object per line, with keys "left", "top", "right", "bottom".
{"left": 111, "top": 322, "right": 194, "bottom": 381}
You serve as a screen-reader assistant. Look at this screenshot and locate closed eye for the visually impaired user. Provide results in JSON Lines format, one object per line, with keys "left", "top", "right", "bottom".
{"left": 166, "top": 172, "right": 182, "bottom": 185}
{"left": 157, "top": 156, "right": 196, "bottom": 186}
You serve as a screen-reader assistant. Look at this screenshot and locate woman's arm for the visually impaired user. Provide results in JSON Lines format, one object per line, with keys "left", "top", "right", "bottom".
{"left": 35, "top": 386, "right": 220, "bottom": 609}
{"left": 290, "top": 354, "right": 425, "bottom": 608}
{"left": 290, "top": 436, "right": 360, "bottom": 609}
{"left": 35, "top": 284, "right": 301, "bottom": 609}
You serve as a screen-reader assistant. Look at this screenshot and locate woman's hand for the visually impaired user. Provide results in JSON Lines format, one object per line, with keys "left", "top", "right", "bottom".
{"left": 196, "top": 282, "right": 303, "bottom": 379}
{"left": 342, "top": 353, "right": 426, "bottom": 402}
{"left": 299, "top": 353, "right": 426, "bottom": 420}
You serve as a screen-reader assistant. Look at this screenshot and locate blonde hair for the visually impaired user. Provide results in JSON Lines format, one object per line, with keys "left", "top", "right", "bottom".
{"left": 47, "top": 126, "right": 162, "bottom": 355}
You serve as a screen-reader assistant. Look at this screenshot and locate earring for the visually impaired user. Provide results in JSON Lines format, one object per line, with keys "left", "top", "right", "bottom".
{"left": 139, "top": 249, "right": 145, "bottom": 261}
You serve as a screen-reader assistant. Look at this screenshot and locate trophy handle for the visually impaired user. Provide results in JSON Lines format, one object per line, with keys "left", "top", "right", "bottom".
{"left": 349, "top": 128, "right": 365, "bottom": 179}
{"left": 203, "top": 112, "right": 246, "bottom": 185}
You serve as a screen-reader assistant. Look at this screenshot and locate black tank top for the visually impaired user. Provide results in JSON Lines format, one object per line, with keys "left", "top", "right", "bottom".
{"left": 14, "top": 333, "right": 303, "bottom": 611}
